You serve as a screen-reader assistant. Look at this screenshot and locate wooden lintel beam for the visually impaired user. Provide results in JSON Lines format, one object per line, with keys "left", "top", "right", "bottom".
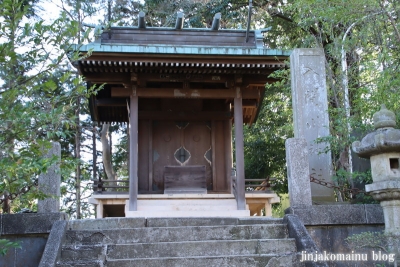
{"left": 138, "top": 73, "right": 232, "bottom": 83}
{"left": 243, "top": 74, "right": 276, "bottom": 84}
{"left": 111, "top": 87, "right": 260, "bottom": 99}
{"left": 82, "top": 70, "right": 275, "bottom": 87}
{"left": 96, "top": 99, "right": 127, "bottom": 106}
{"left": 138, "top": 111, "right": 231, "bottom": 120}
{"left": 242, "top": 100, "right": 257, "bottom": 108}
{"left": 112, "top": 87, "right": 131, "bottom": 97}
{"left": 83, "top": 72, "right": 130, "bottom": 83}
{"left": 137, "top": 88, "right": 235, "bottom": 99}
{"left": 242, "top": 90, "right": 261, "bottom": 99}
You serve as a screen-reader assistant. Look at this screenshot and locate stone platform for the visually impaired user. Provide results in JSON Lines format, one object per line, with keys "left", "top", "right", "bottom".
{"left": 89, "top": 192, "right": 280, "bottom": 218}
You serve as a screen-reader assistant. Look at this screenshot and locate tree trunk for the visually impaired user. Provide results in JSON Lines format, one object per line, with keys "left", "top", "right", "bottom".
{"left": 101, "top": 123, "right": 117, "bottom": 181}
{"left": 92, "top": 125, "right": 97, "bottom": 181}
{"left": 75, "top": 96, "right": 81, "bottom": 219}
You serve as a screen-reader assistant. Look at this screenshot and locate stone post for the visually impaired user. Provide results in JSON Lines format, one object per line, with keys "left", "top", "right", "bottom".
{"left": 286, "top": 138, "right": 312, "bottom": 206}
{"left": 352, "top": 105, "right": 400, "bottom": 264}
{"left": 38, "top": 142, "right": 61, "bottom": 213}
{"left": 290, "top": 48, "right": 335, "bottom": 202}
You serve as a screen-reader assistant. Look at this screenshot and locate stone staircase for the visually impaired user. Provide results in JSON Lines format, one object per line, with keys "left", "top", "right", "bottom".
{"left": 57, "top": 217, "right": 302, "bottom": 267}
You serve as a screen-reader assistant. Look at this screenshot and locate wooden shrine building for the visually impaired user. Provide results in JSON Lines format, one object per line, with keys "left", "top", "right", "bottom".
{"left": 73, "top": 13, "right": 288, "bottom": 217}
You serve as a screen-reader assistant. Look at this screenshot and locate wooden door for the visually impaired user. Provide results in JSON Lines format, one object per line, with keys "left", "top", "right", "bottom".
{"left": 152, "top": 121, "right": 212, "bottom": 191}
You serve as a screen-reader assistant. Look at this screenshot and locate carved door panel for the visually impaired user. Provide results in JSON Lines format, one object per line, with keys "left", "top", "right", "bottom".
{"left": 152, "top": 121, "right": 181, "bottom": 191}
{"left": 183, "top": 122, "right": 212, "bottom": 190}
{"left": 152, "top": 121, "right": 212, "bottom": 191}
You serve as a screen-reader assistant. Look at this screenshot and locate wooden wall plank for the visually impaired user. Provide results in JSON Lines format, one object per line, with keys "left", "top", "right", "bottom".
{"left": 148, "top": 120, "right": 153, "bottom": 192}
{"left": 211, "top": 121, "right": 217, "bottom": 191}
{"left": 138, "top": 120, "right": 149, "bottom": 192}
{"left": 224, "top": 119, "right": 233, "bottom": 193}
{"left": 213, "top": 121, "right": 228, "bottom": 192}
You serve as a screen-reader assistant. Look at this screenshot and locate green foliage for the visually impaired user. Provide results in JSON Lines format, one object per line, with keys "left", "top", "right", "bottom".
{"left": 69, "top": 0, "right": 400, "bottom": 211}
{"left": 111, "top": 125, "right": 129, "bottom": 178}
{"left": 346, "top": 231, "right": 400, "bottom": 254}
{"left": 272, "top": 194, "right": 290, "bottom": 218}
{"left": 261, "top": 0, "right": 400, "bottom": 201}
{"left": 243, "top": 68, "right": 292, "bottom": 195}
{"left": 346, "top": 231, "right": 399, "bottom": 267}
{"left": 109, "top": 0, "right": 271, "bottom": 29}
{"left": 0, "top": 239, "right": 21, "bottom": 256}
{"left": 2, "top": 0, "right": 396, "bottom": 215}
{"left": 330, "top": 168, "right": 376, "bottom": 203}
{"left": 0, "top": 0, "right": 96, "bottom": 213}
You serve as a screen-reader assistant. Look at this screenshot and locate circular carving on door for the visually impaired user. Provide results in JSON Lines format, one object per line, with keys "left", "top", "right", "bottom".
{"left": 193, "top": 135, "right": 200, "bottom": 142}
{"left": 163, "top": 134, "right": 171, "bottom": 142}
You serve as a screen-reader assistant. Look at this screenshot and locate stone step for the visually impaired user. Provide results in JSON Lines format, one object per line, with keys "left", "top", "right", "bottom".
{"left": 125, "top": 209, "right": 250, "bottom": 217}
{"left": 147, "top": 217, "right": 284, "bottom": 227}
{"left": 64, "top": 224, "right": 289, "bottom": 245}
{"left": 68, "top": 217, "right": 284, "bottom": 230}
{"left": 58, "top": 254, "right": 301, "bottom": 267}
{"left": 108, "top": 239, "right": 297, "bottom": 259}
{"left": 57, "top": 260, "right": 102, "bottom": 267}
{"left": 59, "top": 217, "right": 300, "bottom": 267}
{"left": 60, "top": 244, "right": 104, "bottom": 262}
{"left": 107, "top": 254, "right": 300, "bottom": 267}
{"left": 60, "top": 239, "right": 296, "bottom": 262}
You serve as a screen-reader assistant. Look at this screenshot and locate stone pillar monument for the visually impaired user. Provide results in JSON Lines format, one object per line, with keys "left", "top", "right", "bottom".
{"left": 352, "top": 105, "right": 400, "bottom": 264}
{"left": 286, "top": 138, "right": 312, "bottom": 206}
{"left": 38, "top": 142, "right": 61, "bottom": 213}
{"left": 290, "top": 48, "right": 335, "bottom": 203}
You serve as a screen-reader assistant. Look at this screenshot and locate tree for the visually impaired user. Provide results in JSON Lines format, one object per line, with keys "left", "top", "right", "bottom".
{"left": 49, "top": 0, "right": 108, "bottom": 219}
{"left": 243, "top": 69, "right": 292, "bottom": 195}
{"left": 258, "top": 0, "right": 400, "bottom": 201}
{"left": 0, "top": 0, "right": 90, "bottom": 212}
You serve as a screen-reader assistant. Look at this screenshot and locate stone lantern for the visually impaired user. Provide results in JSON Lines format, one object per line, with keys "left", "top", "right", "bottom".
{"left": 353, "top": 104, "right": 400, "bottom": 232}
{"left": 352, "top": 104, "right": 400, "bottom": 262}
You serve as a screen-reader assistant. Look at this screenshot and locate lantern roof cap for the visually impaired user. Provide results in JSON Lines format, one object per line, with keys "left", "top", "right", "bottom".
{"left": 373, "top": 104, "right": 396, "bottom": 129}
{"left": 352, "top": 105, "right": 400, "bottom": 158}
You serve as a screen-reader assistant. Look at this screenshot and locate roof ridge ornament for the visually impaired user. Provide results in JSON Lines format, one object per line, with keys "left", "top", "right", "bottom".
{"left": 255, "top": 27, "right": 272, "bottom": 48}
{"left": 138, "top": 11, "right": 146, "bottom": 29}
{"left": 211, "top": 13, "right": 221, "bottom": 31}
{"left": 175, "top": 12, "right": 184, "bottom": 30}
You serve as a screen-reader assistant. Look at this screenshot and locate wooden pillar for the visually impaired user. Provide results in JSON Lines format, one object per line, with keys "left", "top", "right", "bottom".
{"left": 148, "top": 120, "right": 153, "bottom": 192}
{"left": 96, "top": 202, "right": 103, "bottom": 218}
{"left": 234, "top": 88, "right": 246, "bottom": 210}
{"left": 265, "top": 201, "right": 272, "bottom": 217}
{"left": 129, "top": 92, "right": 138, "bottom": 211}
{"left": 225, "top": 120, "right": 233, "bottom": 192}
